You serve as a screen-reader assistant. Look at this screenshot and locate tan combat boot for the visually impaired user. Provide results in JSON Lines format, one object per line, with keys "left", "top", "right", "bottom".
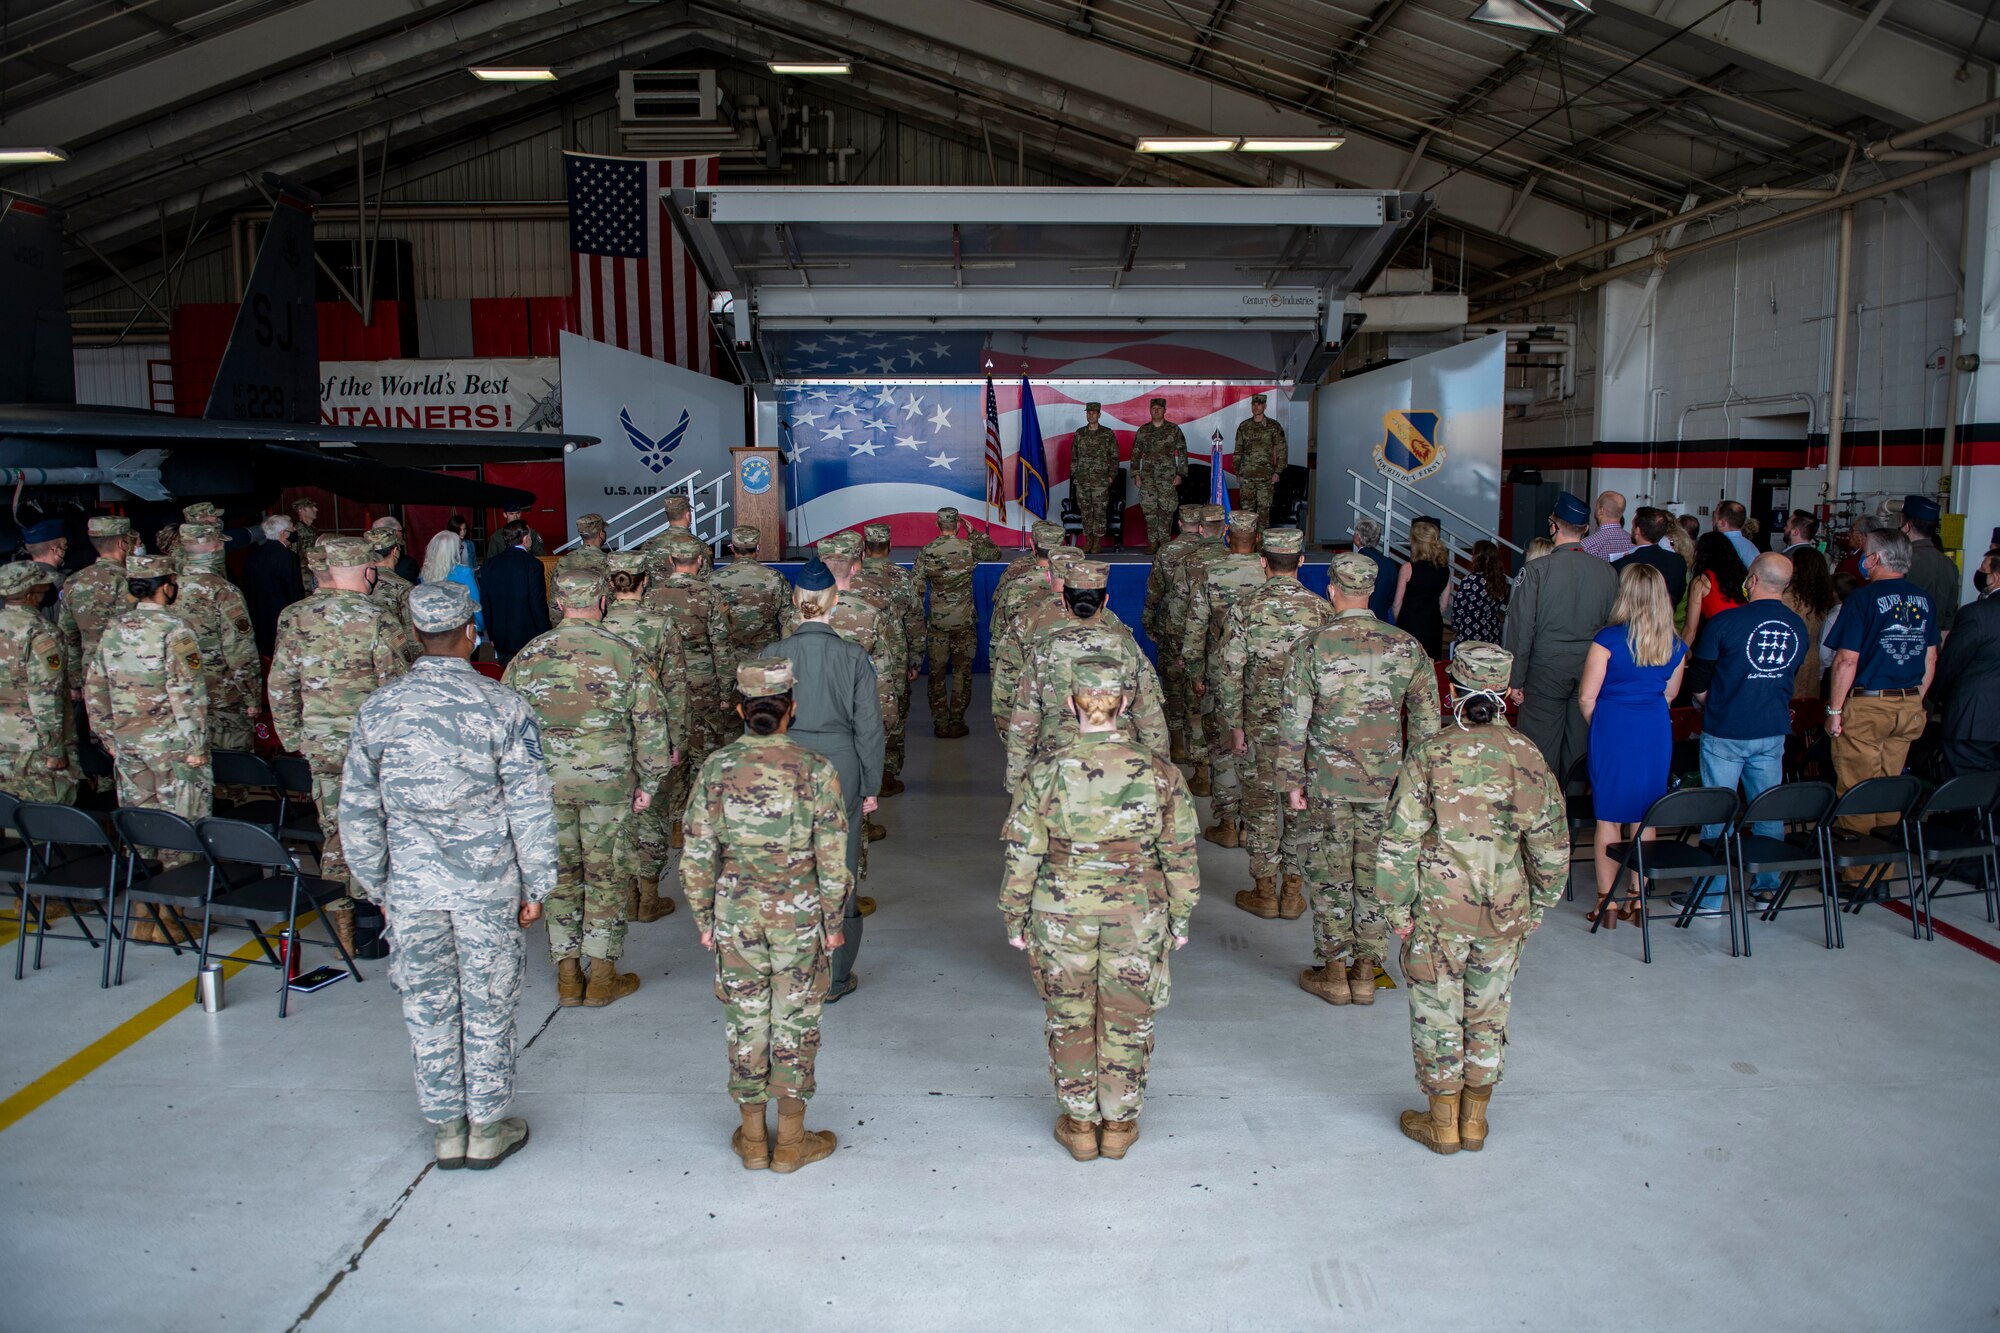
{"left": 1187, "top": 764, "right": 1212, "bottom": 797}
{"left": 732, "top": 1101, "right": 770, "bottom": 1170}
{"left": 1053, "top": 1114, "right": 1099, "bottom": 1162}
{"left": 633, "top": 879, "right": 674, "bottom": 923}
{"left": 1298, "top": 962, "right": 1350, "bottom": 1005}
{"left": 556, "top": 957, "right": 586, "bottom": 1007}
{"left": 1169, "top": 733, "right": 1189, "bottom": 764}
{"left": 1099, "top": 1118, "right": 1139, "bottom": 1160}
{"left": 866, "top": 819, "right": 887, "bottom": 843}
{"left": 1234, "top": 876, "right": 1280, "bottom": 919}
{"left": 1347, "top": 959, "right": 1378, "bottom": 1005}
{"left": 1460, "top": 1084, "right": 1493, "bottom": 1152}
{"left": 670, "top": 820, "right": 685, "bottom": 850}
{"left": 1399, "top": 1092, "right": 1462, "bottom": 1155}
{"left": 1203, "top": 815, "right": 1240, "bottom": 848}
{"left": 770, "top": 1096, "right": 837, "bottom": 1173}
{"left": 583, "top": 956, "right": 641, "bottom": 1007}
{"left": 1277, "top": 874, "right": 1306, "bottom": 919}
{"left": 329, "top": 907, "right": 358, "bottom": 959}
{"left": 879, "top": 774, "right": 905, "bottom": 797}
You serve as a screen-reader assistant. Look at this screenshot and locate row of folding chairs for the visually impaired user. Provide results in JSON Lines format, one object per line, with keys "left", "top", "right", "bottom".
{"left": 1578, "top": 770, "right": 2000, "bottom": 964}
{"left": 0, "top": 792, "right": 359, "bottom": 1016}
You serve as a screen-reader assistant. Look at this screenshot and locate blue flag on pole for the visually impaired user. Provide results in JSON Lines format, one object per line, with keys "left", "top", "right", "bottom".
{"left": 1209, "top": 431, "right": 1232, "bottom": 515}
{"left": 1017, "top": 377, "right": 1049, "bottom": 518}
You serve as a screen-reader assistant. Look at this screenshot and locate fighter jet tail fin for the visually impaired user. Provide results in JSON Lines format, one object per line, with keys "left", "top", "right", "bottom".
{"left": 0, "top": 192, "right": 77, "bottom": 406}
{"left": 205, "top": 176, "right": 321, "bottom": 425}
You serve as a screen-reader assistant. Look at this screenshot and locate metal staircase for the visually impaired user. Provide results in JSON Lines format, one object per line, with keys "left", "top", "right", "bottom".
{"left": 1344, "top": 469, "right": 1519, "bottom": 571}
{"left": 553, "top": 469, "right": 731, "bottom": 555}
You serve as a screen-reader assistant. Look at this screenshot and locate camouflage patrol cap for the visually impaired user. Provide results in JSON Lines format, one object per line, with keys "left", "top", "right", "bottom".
{"left": 1070, "top": 656, "right": 1125, "bottom": 694}
{"left": 862, "top": 522, "right": 892, "bottom": 545}
{"left": 1250, "top": 393, "right": 1268, "bottom": 405}
{"left": 86, "top": 516, "right": 133, "bottom": 538}
{"left": 1200, "top": 504, "right": 1227, "bottom": 523}
{"left": 367, "top": 528, "right": 402, "bottom": 556}
{"left": 737, "top": 658, "right": 795, "bottom": 698}
{"left": 1177, "top": 503, "right": 1202, "bottom": 525}
{"left": 182, "top": 502, "right": 223, "bottom": 522}
{"left": 320, "top": 536, "right": 373, "bottom": 569}
{"left": 1330, "top": 551, "right": 1379, "bottom": 591}
{"left": 178, "top": 521, "right": 223, "bottom": 546}
{"left": 1065, "top": 560, "right": 1109, "bottom": 590}
{"left": 370, "top": 515, "right": 403, "bottom": 531}
{"left": 1047, "top": 547, "right": 1084, "bottom": 577}
{"left": 0, "top": 562, "right": 57, "bottom": 597}
{"left": 291, "top": 497, "right": 319, "bottom": 514}
{"left": 817, "top": 530, "right": 862, "bottom": 559}
{"left": 553, "top": 566, "right": 608, "bottom": 605}
{"left": 661, "top": 494, "right": 692, "bottom": 520}
{"left": 408, "top": 581, "right": 478, "bottom": 633}
{"left": 665, "top": 531, "right": 707, "bottom": 562}
{"left": 1084, "top": 400, "right": 1102, "bottom": 412}
{"left": 936, "top": 507, "right": 960, "bottom": 528}
{"left": 127, "top": 554, "right": 174, "bottom": 579}
{"left": 1226, "top": 511, "right": 1260, "bottom": 536}
{"left": 576, "top": 512, "right": 606, "bottom": 537}
{"left": 1150, "top": 397, "right": 1167, "bottom": 409}
{"left": 1261, "top": 527, "right": 1304, "bottom": 555}
{"left": 607, "top": 551, "right": 648, "bottom": 578}
{"left": 305, "top": 543, "right": 330, "bottom": 574}
{"left": 731, "top": 524, "right": 761, "bottom": 549}
{"left": 1450, "top": 642, "right": 1513, "bottom": 694}
{"left": 1030, "top": 520, "right": 1066, "bottom": 554}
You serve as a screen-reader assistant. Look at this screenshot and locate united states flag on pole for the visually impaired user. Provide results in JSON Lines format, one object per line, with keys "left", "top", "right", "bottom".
{"left": 564, "top": 152, "right": 717, "bottom": 373}
{"left": 983, "top": 373, "right": 1005, "bottom": 518}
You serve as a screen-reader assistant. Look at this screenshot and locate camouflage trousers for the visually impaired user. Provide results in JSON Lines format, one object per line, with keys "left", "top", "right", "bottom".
{"left": 547, "top": 800, "right": 630, "bottom": 963}
{"left": 307, "top": 760, "right": 354, "bottom": 906}
{"left": 1308, "top": 797, "right": 1390, "bottom": 967}
{"left": 926, "top": 628, "right": 977, "bottom": 726}
{"left": 1075, "top": 477, "right": 1113, "bottom": 546}
{"left": 1399, "top": 925, "right": 1525, "bottom": 1096}
{"left": 715, "top": 918, "right": 829, "bottom": 1104}
{"left": 386, "top": 901, "right": 524, "bottom": 1125}
{"left": 114, "top": 751, "right": 213, "bottom": 869}
{"left": 1157, "top": 642, "right": 1191, "bottom": 752}
{"left": 667, "top": 689, "right": 724, "bottom": 822}
{"left": 1028, "top": 908, "right": 1169, "bottom": 1124}
{"left": 885, "top": 676, "right": 908, "bottom": 781}
{"left": 1241, "top": 733, "right": 1309, "bottom": 880}
{"left": 1138, "top": 477, "right": 1179, "bottom": 551}
{"left": 629, "top": 783, "right": 671, "bottom": 883}
{"left": 208, "top": 709, "right": 256, "bottom": 752}
{"left": 0, "top": 748, "right": 70, "bottom": 804}
{"left": 1199, "top": 690, "right": 1242, "bottom": 819}
{"left": 1238, "top": 475, "right": 1275, "bottom": 526}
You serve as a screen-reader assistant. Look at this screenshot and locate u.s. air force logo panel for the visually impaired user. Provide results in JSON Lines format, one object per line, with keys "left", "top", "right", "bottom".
{"left": 1375, "top": 410, "right": 1445, "bottom": 483}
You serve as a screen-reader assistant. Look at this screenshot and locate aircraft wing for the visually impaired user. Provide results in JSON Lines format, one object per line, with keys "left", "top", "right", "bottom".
{"left": 0, "top": 403, "right": 593, "bottom": 460}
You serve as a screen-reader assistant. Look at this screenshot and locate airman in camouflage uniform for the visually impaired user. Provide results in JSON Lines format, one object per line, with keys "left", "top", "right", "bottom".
{"left": 545, "top": 512, "right": 609, "bottom": 622}
{"left": 646, "top": 531, "right": 733, "bottom": 838}
{"left": 1069, "top": 401, "right": 1121, "bottom": 554}
{"left": 1129, "top": 398, "right": 1188, "bottom": 554}
{"left": 1378, "top": 643, "right": 1569, "bottom": 1155}
{"left": 1001, "top": 656, "right": 1200, "bottom": 1162}
{"left": 1277, "top": 553, "right": 1441, "bottom": 1007}
{"left": 58, "top": 515, "right": 137, "bottom": 697}
{"left": 683, "top": 659, "right": 852, "bottom": 1173}
{"left": 1005, "top": 561, "right": 1169, "bottom": 793}
{"left": 291, "top": 497, "right": 321, "bottom": 593}
{"left": 712, "top": 523, "right": 792, "bottom": 665}
{"left": 915, "top": 507, "right": 980, "bottom": 738}
{"left": 643, "top": 493, "right": 713, "bottom": 573}
{"left": 992, "top": 519, "right": 1066, "bottom": 617}
{"left": 0, "top": 562, "right": 70, "bottom": 803}
{"left": 991, "top": 547, "right": 1084, "bottom": 739}
{"left": 966, "top": 521, "right": 1006, "bottom": 563}
{"left": 341, "top": 581, "right": 557, "bottom": 1171}
{"left": 1159, "top": 505, "right": 1228, "bottom": 792}
{"left": 600, "top": 552, "right": 689, "bottom": 921}
{"left": 816, "top": 531, "right": 900, "bottom": 842}
{"left": 1216, "top": 529, "right": 1334, "bottom": 919}
{"left": 174, "top": 522, "right": 263, "bottom": 749}
{"left": 860, "top": 522, "right": 923, "bottom": 794}
{"left": 1186, "top": 511, "right": 1266, "bottom": 843}
{"left": 504, "top": 567, "right": 675, "bottom": 1008}
{"left": 1143, "top": 504, "right": 1207, "bottom": 762}
{"left": 366, "top": 529, "right": 419, "bottom": 662}
{"left": 1232, "top": 393, "right": 1287, "bottom": 526}
{"left": 269, "top": 536, "right": 410, "bottom": 952}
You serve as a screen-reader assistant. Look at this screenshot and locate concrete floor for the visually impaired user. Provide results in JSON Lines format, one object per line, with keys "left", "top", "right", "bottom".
{"left": 3, "top": 696, "right": 1998, "bottom": 1332}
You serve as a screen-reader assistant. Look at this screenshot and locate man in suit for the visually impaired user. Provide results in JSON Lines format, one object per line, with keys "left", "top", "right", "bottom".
{"left": 478, "top": 520, "right": 551, "bottom": 667}
{"left": 1933, "top": 545, "right": 2000, "bottom": 776}
{"left": 485, "top": 507, "right": 546, "bottom": 561}
{"left": 1620, "top": 507, "right": 1688, "bottom": 607}
{"left": 1501, "top": 491, "right": 1620, "bottom": 781}
{"left": 245, "top": 513, "right": 303, "bottom": 657}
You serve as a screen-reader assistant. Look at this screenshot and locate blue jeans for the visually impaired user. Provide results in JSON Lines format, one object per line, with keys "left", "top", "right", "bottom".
{"left": 1698, "top": 733, "right": 1786, "bottom": 903}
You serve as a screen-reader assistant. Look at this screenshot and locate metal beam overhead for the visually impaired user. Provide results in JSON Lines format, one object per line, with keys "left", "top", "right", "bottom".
{"left": 697, "top": 186, "right": 1392, "bottom": 229}
{"left": 750, "top": 284, "right": 1328, "bottom": 328}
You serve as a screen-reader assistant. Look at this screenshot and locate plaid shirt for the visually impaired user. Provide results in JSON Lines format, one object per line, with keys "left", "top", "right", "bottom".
{"left": 1580, "top": 523, "right": 1635, "bottom": 560}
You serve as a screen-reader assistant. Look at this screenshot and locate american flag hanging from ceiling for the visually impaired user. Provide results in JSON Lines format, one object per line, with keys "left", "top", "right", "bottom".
{"left": 563, "top": 152, "right": 717, "bottom": 373}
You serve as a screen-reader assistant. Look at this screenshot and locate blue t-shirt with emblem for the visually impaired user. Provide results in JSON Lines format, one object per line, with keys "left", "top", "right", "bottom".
{"left": 1824, "top": 578, "right": 1938, "bottom": 690}
{"left": 1694, "top": 602, "right": 1809, "bottom": 739}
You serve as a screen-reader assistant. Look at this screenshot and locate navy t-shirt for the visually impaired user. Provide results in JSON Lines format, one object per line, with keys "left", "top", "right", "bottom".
{"left": 1694, "top": 602, "right": 1809, "bottom": 739}
{"left": 1824, "top": 578, "right": 1939, "bottom": 689}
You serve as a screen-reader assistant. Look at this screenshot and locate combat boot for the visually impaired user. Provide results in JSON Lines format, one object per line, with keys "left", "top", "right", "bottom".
{"left": 879, "top": 774, "right": 905, "bottom": 797}
{"left": 582, "top": 956, "right": 640, "bottom": 1007}
{"left": 1277, "top": 874, "right": 1306, "bottom": 919}
{"left": 1299, "top": 962, "right": 1350, "bottom": 1005}
{"left": 1187, "top": 764, "right": 1212, "bottom": 797}
{"left": 770, "top": 1096, "right": 836, "bottom": 1174}
{"left": 329, "top": 907, "right": 358, "bottom": 959}
{"left": 433, "top": 1116, "right": 469, "bottom": 1170}
{"left": 1399, "top": 1093, "right": 1461, "bottom": 1155}
{"left": 1347, "top": 959, "right": 1378, "bottom": 1005}
{"left": 465, "top": 1116, "right": 530, "bottom": 1169}
{"left": 1203, "top": 814, "right": 1239, "bottom": 848}
{"left": 1460, "top": 1084, "right": 1493, "bottom": 1152}
{"left": 670, "top": 820, "right": 685, "bottom": 850}
{"left": 866, "top": 819, "right": 887, "bottom": 843}
{"left": 1169, "top": 733, "right": 1189, "bottom": 764}
{"left": 732, "top": 1101, "right": 770, "bottom": 1170}
{"left": 1054, "top": 1114, "right": 1099, "bottom": 1162}
{"left": 1099, "top": 1117, "right": 1139, "bottom": 1160}
{"left": 1234, "top": 876, "right": 1280, "bottom": 918}
{"left": 634, "top": 879, "right": 674, "bottom": 923}
{"left": 556, "top": 957, "right": 586, "bottom": 1007}
{"left": 856, "top": 897, "right": 877, "bottom": 917}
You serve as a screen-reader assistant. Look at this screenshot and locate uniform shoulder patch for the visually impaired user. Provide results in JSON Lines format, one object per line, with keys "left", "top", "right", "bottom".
{"left": 234, "top": 616, "right": 251, "bottom": 632}
{"left": 45, "top": 653, "right": 64, "bottom": 673}
{"left": 183, "top": 651, "right": 203, "bottom": 672}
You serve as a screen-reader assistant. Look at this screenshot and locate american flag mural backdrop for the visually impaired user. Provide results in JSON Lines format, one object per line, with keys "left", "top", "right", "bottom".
{"left": 564, "top": 153, "right": 718, "bottom": 373}
{"left": 777, "top": 339, "right": 1307, "bottom": 548}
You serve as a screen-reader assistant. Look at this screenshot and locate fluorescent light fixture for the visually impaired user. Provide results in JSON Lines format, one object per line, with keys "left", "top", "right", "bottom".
{"left": 1467, "top": 0, "right": 1566, "bottom": 31}
{"left": 0, "top": 147, "right": 68, "bottom": 163}
{"left": 1136, "top": 136, "right": 1241, "bottom": 153}
{"left": 1240, "top": 136, "right": 1347, "bottom": 152}
{"left": 768, "top": 61, "right": 852, "bottom": 74}
{"left": 469, "top": 66, "right": 557, "bottom": 81}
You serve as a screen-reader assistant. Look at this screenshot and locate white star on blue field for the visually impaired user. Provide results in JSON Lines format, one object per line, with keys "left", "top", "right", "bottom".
{"left": 772, "top": 331, "right": 987, "bottom": 378}
{"left": 780, "top": 380, "right": 990, "bottom": 507}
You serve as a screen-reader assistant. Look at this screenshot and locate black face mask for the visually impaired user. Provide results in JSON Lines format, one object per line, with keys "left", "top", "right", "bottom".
{"left": 161, "top": 584, "right": 178, "bottom": 606}
{"left": 1977, "top": 568, "right": 1991, "bottom": 594}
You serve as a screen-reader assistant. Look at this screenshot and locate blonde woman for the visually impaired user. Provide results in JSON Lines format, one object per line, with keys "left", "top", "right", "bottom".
{"left": 418, "top": 530, "right": 483, "bottom": 634}
{"left": 1392, "top": 516, "right": 1451, "bottom": 659}
{"left": 1522, "top": 536, "right": 1555, "bottom": 564}
{"left": 1577, "top": 562, "right": 1687, "bottom": 925}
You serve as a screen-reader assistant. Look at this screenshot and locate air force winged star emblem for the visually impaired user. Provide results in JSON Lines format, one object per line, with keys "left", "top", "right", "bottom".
{"left": 1375, "top": 409, "right": 1445, "bottom": 483}
{"left": 621, "top": 406, "right": 691, "bottom": 475}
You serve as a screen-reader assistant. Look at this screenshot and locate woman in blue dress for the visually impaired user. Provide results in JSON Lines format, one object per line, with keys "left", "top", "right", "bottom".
{"left": 1578, "top": 562, "right": 1687, "bottom": 926}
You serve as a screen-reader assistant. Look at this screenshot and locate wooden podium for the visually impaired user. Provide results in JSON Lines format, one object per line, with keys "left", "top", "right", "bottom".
{"left": 731, "top": 446, "right": 782, "bottom": 558}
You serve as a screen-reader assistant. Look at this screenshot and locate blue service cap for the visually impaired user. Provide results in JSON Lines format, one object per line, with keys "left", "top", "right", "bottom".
{"left": 1551, "top": 491, "right": 1590, "bottom": 527}
{"left": 21, "top": 519, "right": 64, "bottom": 545}
{"left": 794, "top": 558, "right": 837, "bottom": 592}
{"left": 1903, "top": 494, "right": 1941, "bottom": 523}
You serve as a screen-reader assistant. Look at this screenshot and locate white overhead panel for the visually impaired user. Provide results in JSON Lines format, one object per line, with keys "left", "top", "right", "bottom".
{"left": 669, "top": 185, "right": 1428, "bottom": 396}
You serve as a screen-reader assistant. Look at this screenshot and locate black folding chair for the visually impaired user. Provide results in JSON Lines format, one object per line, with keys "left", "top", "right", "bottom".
{"left": 195, "top": 817, "right": 360, "bottom": 1017}
{"left": 0, "top": 791, "right": 26, "bottom": 890}
{"left": 1593, "top": 786, "right": 1742, "bottom": 964}
{"left": 1910, "top": 771, "right": 2000, "bottom": 938}
{"left": 109, "top": 808, "right": 219, "bottom": 986}
{"left": 269, "top": 755, "right": 325, "bottom": 847}
{"left": 209, "top": 749, "right": 285, "bottom": 825}
{"left": 11, "top": 803, "right": 119, "bottom": 986}
{"left": 1562, "top": 755, "right": 1593, "bottom": 904}
{"left": 1825, "top": 776, "right": 1924, "bottom": 940}
{"left": 1733, "top": 782, "right": 1840, "bottom": 953}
